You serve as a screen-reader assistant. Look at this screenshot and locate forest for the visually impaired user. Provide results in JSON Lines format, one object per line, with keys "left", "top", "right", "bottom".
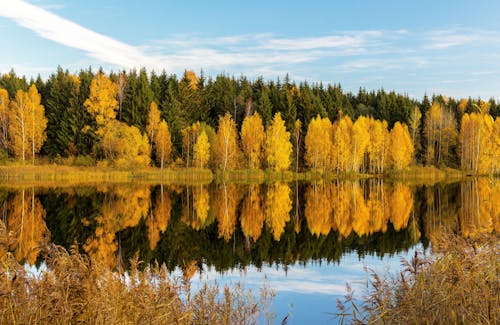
{"left": 0, "top": 67, "right": 499, "bottom": 174}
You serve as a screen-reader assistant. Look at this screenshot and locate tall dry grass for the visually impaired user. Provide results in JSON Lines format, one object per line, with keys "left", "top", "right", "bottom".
{"left": 337, "top": 232, "right": 499, "bottom": 324}
{"left": 0, "top": 224, "right": 274, "bottom": 325}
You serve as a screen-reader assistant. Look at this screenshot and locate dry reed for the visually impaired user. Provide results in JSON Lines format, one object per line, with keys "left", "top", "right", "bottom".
{"left": 336, "top": 232, "right": 499, "bottom": 324}
{"left": 0, "top": 224, "right": 274, "bottom": 325}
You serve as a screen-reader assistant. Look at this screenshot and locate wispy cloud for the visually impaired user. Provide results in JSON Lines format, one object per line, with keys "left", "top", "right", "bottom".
{"left": 425, "top": 27, "right": 500, "bottom": 49}
{"left": 0, "top": 0, "right": 166, "bottom": 70}
{"left": 0, "top": 0, "right": 400, "bottom": 77}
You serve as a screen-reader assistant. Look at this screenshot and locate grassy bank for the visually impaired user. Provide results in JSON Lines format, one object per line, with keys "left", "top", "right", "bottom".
{"left": 337, "top": 232, "right": 499, "bottom": 324}
{"left": 0, "top": 224, "right": 275, "bottom": 325}
{"left": 385, "top": 165, "right": 467, "bottom": 185}
{"left": 0, "top": 164, "right": 213, "bottom": 186}
{"left": 0, "top": 163, "right": 481, "bottom": 186}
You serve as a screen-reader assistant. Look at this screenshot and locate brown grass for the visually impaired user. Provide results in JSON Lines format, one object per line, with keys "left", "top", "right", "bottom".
{"left": 336, "top": 232, "right": 499, "bottom": 324}
{"left": 0, "top": 165, "right": 213, "bottom": 186}
{"left": 0, "top": 224, "right": 274, "bottom": 325}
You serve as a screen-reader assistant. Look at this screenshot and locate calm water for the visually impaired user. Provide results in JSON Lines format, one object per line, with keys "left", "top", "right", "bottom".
{"left": 1, "top": 178, "right": 499, "bottom": 323}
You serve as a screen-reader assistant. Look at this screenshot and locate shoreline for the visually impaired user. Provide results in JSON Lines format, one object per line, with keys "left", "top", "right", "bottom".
{"left": 0, "top": 164, "right": 486, "bottom": 186}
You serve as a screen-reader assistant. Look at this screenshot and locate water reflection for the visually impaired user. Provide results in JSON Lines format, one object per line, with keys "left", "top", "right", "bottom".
{"left": 0, "top": 178, "right": 498, "bottom": 269}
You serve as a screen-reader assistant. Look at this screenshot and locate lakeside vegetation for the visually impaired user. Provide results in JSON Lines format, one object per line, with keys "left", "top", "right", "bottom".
{"left": 0, "top": 68, "right": 499, "bottom": 178}
{"left": 0, "top": 224, "right": 276, "bottom": 325}
{"left": 337, "top": 232, "right": 499, "bottom": 324}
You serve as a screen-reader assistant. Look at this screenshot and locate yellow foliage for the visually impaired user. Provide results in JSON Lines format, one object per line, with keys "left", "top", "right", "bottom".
{"left": 214, "top": 183, "right": 239, "bottom": 241}
{"left": 389, "top": 122, "right": 414, "bottom": 170}
{"left": 389, "top": 183, "right": 413, "bottom": 231}
{"left": 84, "top": 73, "right": 118, "bottom": 126}
{"left": 351, "top": 116, "right": 370, "bottom": 172}
{"left": 84, "top": 186, "right": 151, "bottom": 268}
{"left": 0, "top": 88, "right": 9, "bottom": 151}
{"left": 146, "top": 101, "right": 161, "bottom": 141}
{"left": 213, "top": 113, "right": 240, "bottom": 170}
{"left": 100, "top": 120, "right": 151, "bottom": 167}
{"left": 459, "top": 178, "right": 499, "bottom": 238}
{"left": 265, "top": 113, "right": 292, "bottom": 171}
{"left": 147, "top": 185, "right": 171, "bottom": 250}
{"left": 240, "top": 185, "right": 265, "bottom": 241}
{"left": 8, "top": 85, "right": 47, "bottom": 161}
{"left": 305, "top": 115, "right": 333, "bottom": 170}
{"left": 460, "top": 112, "right": 497, "bottom": 174}
{"left": 193, "top": 130, "right": 210, "bottom": 168}
{"left": 367, "top": 118, "right": 390, "bottom": 173}
{"left": 304, "top": 182, "right": 332, "bottom": 236}
{"left": 7, "top": 189, "right": 48, "bottom": 265}
{"left": 241, "top": 112, "right": 265, "bottom": 169}
{"left": 332, "top": 116, "right": 353, "bottom": 172}
{"left": 154, "top": 120, "right": 172, "bottom": 169}
{"left": 265, "top": 182, "right": 291, "bottom": 241}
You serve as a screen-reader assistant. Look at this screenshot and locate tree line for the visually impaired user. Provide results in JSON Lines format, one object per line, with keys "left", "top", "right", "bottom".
{"left": 0, "top": 67, "right": 499, "bottom": 173}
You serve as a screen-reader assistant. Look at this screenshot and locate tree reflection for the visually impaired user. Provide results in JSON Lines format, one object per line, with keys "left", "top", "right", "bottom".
{"left": 265, "top": 182, "right": 291, "bottom": 241}
{"left": 84, "top": 185, "right": 150, "bottom": 269}
{"left": 147, "top": 184, "right": 171, "bottom": 250}
{"left": 240, "top": 185, "right": 264, "bottom": 242}
{"left": 2, "top": 177, "right": 497, "bottom": 272}
{"left": 6, "top": 188, "right": 48, "bottom": 264}
{"left": 305, "top": 180, "right": 413, "bottom": 238}
{"left": 460, "top": 178, "right": 500, "bottom": 238}
{"left": 214, "top": 182, "right": 239, "bottom": 241}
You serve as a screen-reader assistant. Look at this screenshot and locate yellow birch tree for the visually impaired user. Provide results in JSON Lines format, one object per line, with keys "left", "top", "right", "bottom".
{"left": 8, "top": 85, "right": 47, "bottom": 162}
{"left": 84, "top": 73, "right": 118, "bottom": 126}
{"left": 389, "top": 122, "right": 414, "bottom": 170}
{"left": 153, "top": 120, "right": 172, "bottom": 169}
{"left": 265, "top": 113, "right": 292, "bottom": 171}
{"left": 193, "top": 129, "right": 210, "bottom": 168}
{"left": 305, "top": 115, "right": 333, "bottom": 170}
{"left": 213, "top": 113, "right": 240, "bottom": 170}
{"left": 0, "top": 88, "right": 9, "bottom": 152}
{"left": 240, "top": 112, "right": 265, "bottom": 169}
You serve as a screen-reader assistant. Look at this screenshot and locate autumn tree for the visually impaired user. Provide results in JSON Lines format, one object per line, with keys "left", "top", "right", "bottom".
{"left": 332, "top": 115, "right": 353, "bottom": 172}
{"left": 153, "top": 120, "right": 172, "bottom": 169}
{"left": 146, "top": 101, "right": 161, "bottom": 147}
{"left": 351, "top": 116, "right": 370, "bottom": 172}
{"left": 424, "top": 101, "right": 457, "bottom": 166}
{"left": 0, "top": 88, "right": 9, "bottom": 152}
{"left": 240, "top": 185, "right": 265, "bottom": 241}
{"left": 100, "top": 120, "right": 151, "bottom": 167}
{"left": 240, "top": 112, "right": 265, "bottom": 169}
{"left": 459, "top": 112, "right": 496, "bottom": 174}
{"left": 84, "top": 72, "right": 118, "bottom": 126}
{"left": 305, "top": 115, "right": 333, "bottom": 170}
{"left": 265, "top": 182, "right": 291, "bottom": 241}
{"left": 293, "top": 119, "right": 302, "bottom": 172}
{"left": 7, "top": 189, "right": 48, "bottom": 264}
{"left": 408, "top": 106, "right": 422, "bottom": 160}
{"left": 389, "top": 122, "right": 414, "bottom": 170}
{"left": 213, "top": 113, "right": 240, "bottom": 170}
{"left": 147, "top": 185, "right": 171, "bottom": 250}
{"left": 305, "top": 182, "right": 333, "bottom": 236}
{"left": 367, "top": 118, "right": 389, "bottom": 173}
{"left": 193, "top": 130, "right": 210, "bottom": 168}
{"left": 8, "top": 85, "right": 47, "bottom": 162}
{"left": 265, "top": 113, "right": 292, "bottom": 171}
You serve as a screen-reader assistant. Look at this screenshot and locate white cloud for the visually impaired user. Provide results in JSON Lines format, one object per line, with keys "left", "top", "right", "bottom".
{"left": 0, "top": 0, "right": 166, "bottom": 70}
{"left": 425, "top": 27, "right": 500, "bottom": 49}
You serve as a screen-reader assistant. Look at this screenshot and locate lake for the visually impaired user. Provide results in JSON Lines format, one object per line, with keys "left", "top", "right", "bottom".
{"left": 1, "top": 177, "right": 498, "bottom": 324}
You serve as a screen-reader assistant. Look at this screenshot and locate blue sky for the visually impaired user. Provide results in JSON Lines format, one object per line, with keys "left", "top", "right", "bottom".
{"left": 2, "top": 0, "right": 500, "bottom": 99}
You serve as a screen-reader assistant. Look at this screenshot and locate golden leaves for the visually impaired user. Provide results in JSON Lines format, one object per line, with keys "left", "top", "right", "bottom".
{"left": 8, "top": 85, "right": 47, "bottom": 161}
{"left": 84, "top": 73, "right": 118, "bottom": 126}
{"left": 193, "top": 130, "right": 210, "bottom": 168}
{"left": 241, "top": 112, "right": 265, "bottom": 169}
{"left": 265, "top": 113, "right": 292, "bottom": 171}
